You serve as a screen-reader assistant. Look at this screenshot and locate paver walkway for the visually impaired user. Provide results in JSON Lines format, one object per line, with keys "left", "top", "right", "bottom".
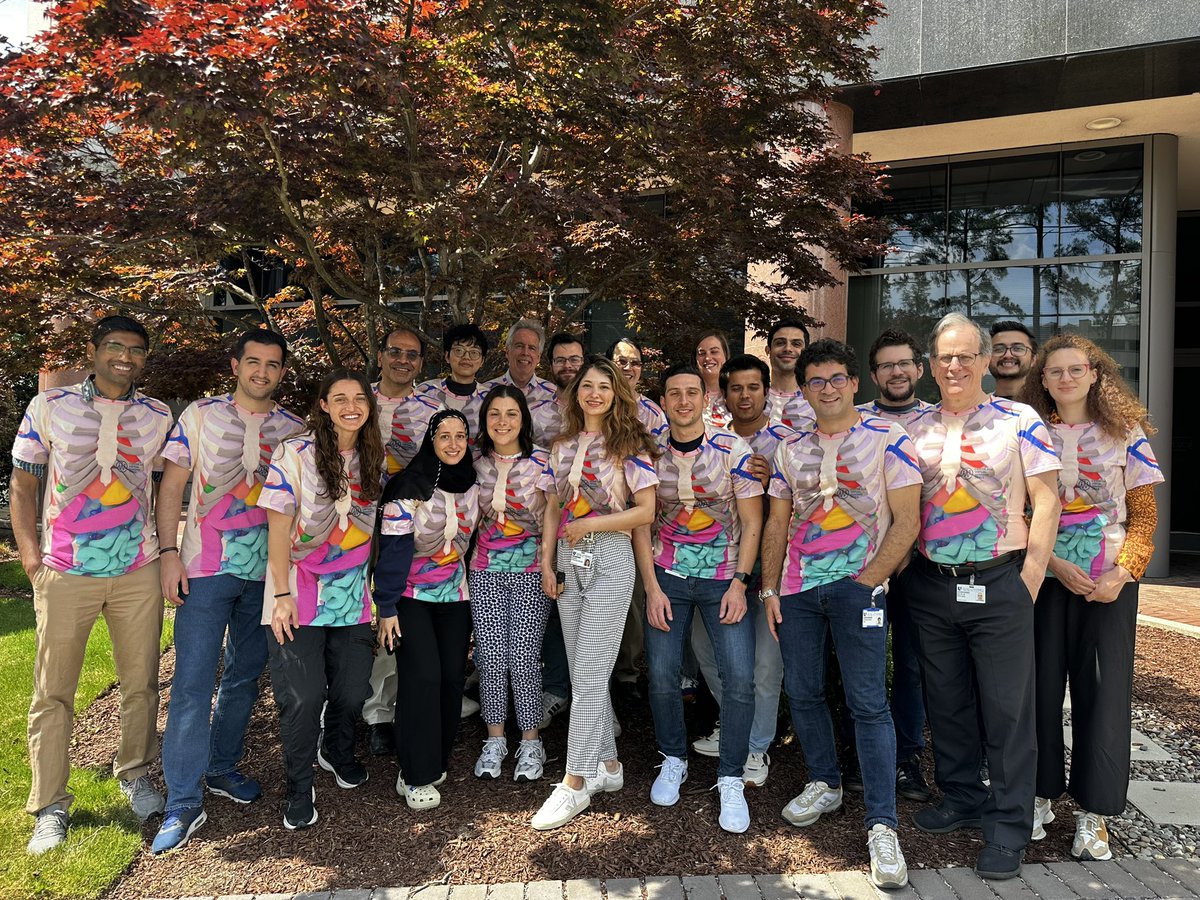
{"left": 151, "top": 859, "right": 1200, "bottom": 900}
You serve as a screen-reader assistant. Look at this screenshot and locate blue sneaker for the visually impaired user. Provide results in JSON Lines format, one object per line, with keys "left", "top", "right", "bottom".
{"left": 151, "top": 807, "right": 207, "bottom": 854}
{"left": 205, "top": 771, "right": 262, "bottom": 804}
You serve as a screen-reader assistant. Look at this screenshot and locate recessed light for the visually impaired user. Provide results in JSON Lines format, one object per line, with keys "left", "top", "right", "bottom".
{"left": 1085, "top": 116, "right": 1123, "bottom": 131}
{"left": 1074, "top": 150, "right": 1106, "bottom": 162}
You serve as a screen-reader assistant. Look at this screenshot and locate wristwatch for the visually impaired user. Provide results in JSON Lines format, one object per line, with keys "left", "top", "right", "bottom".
{"left": 733, "top": 572, "right": 751, "bottom": 586}
{"left": 760, "top": 588, "right": 779, "bottom": 601}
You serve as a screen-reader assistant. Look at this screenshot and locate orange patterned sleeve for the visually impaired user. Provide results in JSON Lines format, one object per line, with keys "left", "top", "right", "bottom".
{"left": 1116, "top": 483, "right": 1157, "bottom": 581}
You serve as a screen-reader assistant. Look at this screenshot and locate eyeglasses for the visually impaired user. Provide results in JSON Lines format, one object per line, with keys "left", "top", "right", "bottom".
{"left": 873, "top": 359, "right": 918, "bottom": 375}
{"left": 552, "top": 355, "right": 585, "bottom": 367}
{"left": 98, "top": 341, "right": 147, "bottom": 359}
{"left": 613, "top": 357, "right": 642, "bottom": 369}
{"left": 1044, "top": 363, "right": 1091, "bottom": 381}
{"left": 933, "top": 352, "right": 980, "bottom": 368}
{"left": 991, "top": 343, "right": 1031, "bottom": 357}
{"left": 803, "top": 373, "right": 851, "bottom": 391}
{"left": 382, "top": 347, "right": 421, "bottom": 362}
{"left": 449, "top": 346, "right": 482, "bottom": 360}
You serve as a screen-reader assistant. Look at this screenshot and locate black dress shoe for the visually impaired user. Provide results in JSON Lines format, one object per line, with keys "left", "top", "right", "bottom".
{"left": 841, "top": 756, "right": 864, "bottom": 794}
{"left": 367, "top": 722, "right": 394, "bottom": 756}
{"left": 913, "top": 803, "right": 983, "bottom": 833}
{"left": 896, "top": 756, "right": 933, "bottom": 803}
{"left": 975, "top": 843, "right": 1023, "bottom": 880}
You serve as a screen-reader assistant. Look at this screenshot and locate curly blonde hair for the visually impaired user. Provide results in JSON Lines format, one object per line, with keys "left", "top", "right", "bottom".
{"left": 555, "top": 356, "right": 660, "bottom": 460}
{"left": 1019, "top": 333, "right": 1155, "bottom": 441}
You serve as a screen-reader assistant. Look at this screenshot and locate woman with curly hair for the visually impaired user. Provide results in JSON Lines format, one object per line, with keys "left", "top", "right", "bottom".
{"left": 259, "top": 369, "right": 385, "bottom": 831}
{"left": 1018, "top": 334, "right": 1165, "bottom": 861}
{"left": 531, "top": 356, "right": 660, "bottom": 830}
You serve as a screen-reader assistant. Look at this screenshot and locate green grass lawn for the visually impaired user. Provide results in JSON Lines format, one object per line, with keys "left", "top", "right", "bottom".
{"left": 0, "top": 560, "right": 173, "bottom": 900}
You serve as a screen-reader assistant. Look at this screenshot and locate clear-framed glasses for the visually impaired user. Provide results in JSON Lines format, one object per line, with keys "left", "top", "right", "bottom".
{"left": 991, "top": 343, "right": 1030, "bottom": 357}
{"left": 99, "top": 341, "right": 147, "bottom": 359}
{"left": 383, "top": 347, "right": 422, "bottom": 362}
{"left": 804, "top": 373, "right": 851, "bottom": 391}
{"left": 449, "top": 346, "right": 482, "bottom": 361}
{"left": 873, "top": 359, "right": 918, "bottom": 375}
{"left": 613, "top": 356, "right": 642, "bottom": 369}
{"left": 553, "top": 355, "right": 585, "bottom": 367}
{"left": 933, "top": 352, "right": 980, "bottom": 368}
{"left": 1044, "top": 363, "right": 1092, "bottom": 381}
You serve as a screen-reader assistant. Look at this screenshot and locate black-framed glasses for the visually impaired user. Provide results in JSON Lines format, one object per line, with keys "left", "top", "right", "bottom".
{"left": 933, "top": 352, "right": 980, "bottom": 368}
{"left": 552, "top": 355, "right": 585, "bottom": 367}
{"left": 449, "top": 346, "right": 482, "bottom": 361}
{"left": 382, "top": 347, "right": 421, "bottom": 361}
{"left": 873, "top": 359, "right": 918, "bottom": 375}
{"left": 98, "top": 341, "right": 147, "bottom": 359}
{"left": 804, "top": 373, "right": 852, "bottom": 391}
{"left": 991, "top": 343, "right": 1030, "bottom": 357}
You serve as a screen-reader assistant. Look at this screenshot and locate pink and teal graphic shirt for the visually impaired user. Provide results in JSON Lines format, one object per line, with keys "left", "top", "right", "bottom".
{"left": 257, "top": 439, "right": 377, "bottom": 627}
{"left": 414, "top": 378, "right": 486, "bottom": 432}
{"left": 161, "top": 395, "right": 305, "bottom": 581}
{"left": 381, "top": 486, "right": 481, "bottom": 602}
{"left": 651, "top": 430, "right": 763, "bottom": 580}
{"left": 471, "top": 449, "right": 555, "bottom": 573}
{"left": 374, "top": 385, "right": 440, "bottom": 477}
{"left": 906, "top": 397, "right": 1061, "bottom": 566}
{"left": 12, "top": 384, "right": 172, "bottom": 577}
{"left": 548, "top": 433, "right": 659, "bottom": 536}
{"left": 767, "top": 388, "right": 815, "bottom": 431}
{"left": 769, "top": 416, "right": 923, "bottom": 593}
{"left": 1049, "top": 422, "right": 1163, "bottom": 578}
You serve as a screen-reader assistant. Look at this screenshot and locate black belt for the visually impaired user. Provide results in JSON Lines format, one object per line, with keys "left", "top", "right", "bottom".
{"left": 922, "top": 549, "right": 1025, "bottom": 578}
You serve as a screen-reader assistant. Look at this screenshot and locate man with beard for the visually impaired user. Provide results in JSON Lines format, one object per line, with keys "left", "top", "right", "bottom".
{"left": 528, "top": 332, "right": 585, "bottom": 447}
{"left": 764, "top": 319, "right": 815, "bottom": 430}
{"left": 988, "top": 321, "right": 1037, "bottom": 400}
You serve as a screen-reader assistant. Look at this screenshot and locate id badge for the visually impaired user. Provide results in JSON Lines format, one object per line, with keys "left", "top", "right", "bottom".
{"left": 862, "top": 607, "right": 885, "bottom": 629}
{"left": 956, "top": 583, "right": 986, "bottom": 604}
{"left": 571, "top": 549, "right": 594, "bottom": 570}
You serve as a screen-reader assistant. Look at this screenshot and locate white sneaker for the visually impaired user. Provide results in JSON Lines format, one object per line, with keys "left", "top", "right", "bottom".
{"left": 513, "top": 740, "right": 546, "bottom": 783}
{"left": 782, "top": 780, "right": 843, "bottom": 827}
{"left": 531, "top": 782, "right": 590, "bottom": 830}
{"left": 396, "top": 774, "right": 441, "bottom": 810}
{"left": 474, "top": 736, "right": 507, "bottom": 779}
{"left": 120, "top": 774, "right": 166, "bottom": 821}
{"left": 716, "top": 776, "right": 750, "bottom": 833}
{"left": 1072, "top": 811, "right": 1113, "bottom": 861}
{"left": 692, "top": 724, "right": 721, "bottom": 758}
{"left": 539, "top": 692, "right": 569, "bottom": 729}
{"left": 867, "top": 823, "right": 909, "bottom": 889}
{"left": 744, "top": 751, "right": 770, "bottom": 787}
{"left": 461, "top": 695, "right": 480, "bottom": 718}
{"left": 650, "top": 755, "right": 688, "bottom": 806}
{"left": 1032, "top": 796, "right": 1055, "bottom": 841}
{"left": 27, "top": 807, "right": 68, "bottom": 855}
{"left": 585, "top": 762, "right": 625, "bottom": 795}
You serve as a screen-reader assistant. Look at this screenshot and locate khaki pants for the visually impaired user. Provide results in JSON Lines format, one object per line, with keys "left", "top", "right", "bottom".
{"left": 27, "top": 561, "right": 164, "bottom": 814}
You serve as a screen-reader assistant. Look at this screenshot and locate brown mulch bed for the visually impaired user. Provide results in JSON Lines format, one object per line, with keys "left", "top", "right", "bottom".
{"left": 85, "top": 624, "right": 1197, "bottom": 898}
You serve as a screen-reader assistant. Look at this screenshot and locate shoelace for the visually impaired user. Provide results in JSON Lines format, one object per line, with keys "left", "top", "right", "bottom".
{"left": 515, "top": 742, "right": 542, "bottom": 763}
{"left": 798, "top": 781, "right": 832, "bottom": 806}
{"left": 32, "top": 811, "right": 66, "bottom": 840}
{"left": 869, "top": 827, "right": 900, "bottom": 865}
{"left": 1077, "top": 812, "right": 1104, "bottom": 842}
{"left": 126, "top": 776, "right": 158, "bottom": 803}
{"left": 655, "top": 754, "right": 687, "bottom": 782}
{"left": 714, "top": 778, "right": 744, "bottom": 803}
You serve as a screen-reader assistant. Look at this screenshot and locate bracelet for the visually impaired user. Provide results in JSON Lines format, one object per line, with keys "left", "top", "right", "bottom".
{"left": 273, "top": 591, "right": 292, "bottom": 598}
{"left": 159, "top": 547, "right": 179, "bottom": 554}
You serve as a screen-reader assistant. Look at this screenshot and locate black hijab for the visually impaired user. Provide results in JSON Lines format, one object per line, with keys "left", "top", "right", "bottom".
{"left": 380, "top": 409, "right": 476, "bottom": 504}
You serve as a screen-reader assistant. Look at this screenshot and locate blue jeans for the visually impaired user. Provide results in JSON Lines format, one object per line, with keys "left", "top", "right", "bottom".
{"left": 161, "top": 575, "right": 268, "bottom": 813}
{"left": 779, "top": 577, "right": 897, "bottom": 830}
{"left": 541, "top": 603, "right": 571, "bottom": 699}
{"left": 645, "top": 567, "right": 755, "bottom": 779}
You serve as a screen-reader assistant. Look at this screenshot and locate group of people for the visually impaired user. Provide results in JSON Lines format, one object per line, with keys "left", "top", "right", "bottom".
{"left": 10, "top": 310, "right": 1163, "bottom": 891}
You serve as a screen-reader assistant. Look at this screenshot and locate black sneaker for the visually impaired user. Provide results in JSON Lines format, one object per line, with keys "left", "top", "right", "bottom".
{"left": 367, "top": 723, "right": 394, "bottom": 756}
{"left": 317, "top": 746, "right": 369, "bottom": 789}
{"left": 975, "top": 843, "right": 1023, "bottom": 880}
{"left": 284, "top": 786, "right": 318, "bottom": 830}
{"left": 841, "top": 757, "right": 864, "bottom": 794}
{"left": 913, "top": 802, "right": 983, "bottom": 834}
{"left": 896, "top": 757, "right": 933, "bottom": 803}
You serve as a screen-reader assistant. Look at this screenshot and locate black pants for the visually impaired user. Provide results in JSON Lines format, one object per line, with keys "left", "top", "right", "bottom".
{"left": 903, "top": 555, "right": 1036, "bottom": 851}
{"left": 393, "top": 597, "right": 473, "bottom": 786}
{"left": 1035, "top": 577, "right": 1139, "bottom": 815}
{"left": 267, "top": 623, "right": 374, "bottom": 794}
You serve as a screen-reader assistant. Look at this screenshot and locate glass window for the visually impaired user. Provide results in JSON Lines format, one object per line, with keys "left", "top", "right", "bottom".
{"left": 948, "top": 154, "right": 1058, "bottom": 263}
{"left": 1057, "top": 144, "right": 1143, "bottom": 256}
{"left": 875, "top": 165, "right": 947, "bottom": 267}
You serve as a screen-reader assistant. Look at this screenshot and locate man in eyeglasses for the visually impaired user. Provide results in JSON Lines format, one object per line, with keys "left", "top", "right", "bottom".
{"left": 415, "top": 322, "right": 490, "bottom": 427}
{"left": 988, "top": 320, "right": 1037, "bottom": 400}
{"left": 901, "top": 313, "right": 1061, "bottom": 881}
{"left": 759, "top": 338, "right": 921, "bottom": 890}
{"left": 11, "top": 314, "right": 174, "bottom": 853}
{"left": 527, "top": 331, "right": 585, "bottom": 447}
{"left": 608, "top": 338, "right": 667, "bottom": 440}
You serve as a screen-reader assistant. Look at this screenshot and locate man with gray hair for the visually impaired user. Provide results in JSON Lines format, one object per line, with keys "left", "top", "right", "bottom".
{"left": 899, "top": 312, "right": 1061, "bottom": 881}
{"left": 481, "top": 318, "right": 557, "bottom": 405}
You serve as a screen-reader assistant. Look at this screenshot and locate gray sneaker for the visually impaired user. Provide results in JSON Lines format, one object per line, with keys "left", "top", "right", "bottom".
{"left": 28, "top": 806, "right": 69, "bottom": 854}
{"left": 120, "top": 775, "right": 166, "bottom": 821}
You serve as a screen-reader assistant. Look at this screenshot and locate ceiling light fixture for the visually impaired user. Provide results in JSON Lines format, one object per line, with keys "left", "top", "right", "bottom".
{"left": 1085, "top": 116, "right": 1123, "bottom": 131}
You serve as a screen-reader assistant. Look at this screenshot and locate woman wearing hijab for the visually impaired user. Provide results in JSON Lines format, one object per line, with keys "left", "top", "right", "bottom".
{"left": 374, "top": 409, "right": 480, "bottom": 810}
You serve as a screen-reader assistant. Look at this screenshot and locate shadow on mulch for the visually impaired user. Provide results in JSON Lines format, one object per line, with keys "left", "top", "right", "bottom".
{"left": 79, "top": 625, "right": 1196, "bottom": 898}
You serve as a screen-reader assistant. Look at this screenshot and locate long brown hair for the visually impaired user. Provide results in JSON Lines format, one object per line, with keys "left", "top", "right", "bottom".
{"left": 307, "top": 368, "right": 385, "bottom": 503}
{"left": 555, "top": 356, "right": 659, "bottom": 460}
{"left": 1019, "top": 333, "right": 1155, "bottom": 441}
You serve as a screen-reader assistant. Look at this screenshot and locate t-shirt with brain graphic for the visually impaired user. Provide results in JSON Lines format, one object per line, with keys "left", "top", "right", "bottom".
{"left": 161, "top": 395, "right": 305, "bottom": 581}
{"left": 548, "top": 432, "right": 659, "bottom": 536}
{"left": 1049, "top": 421, "right": 1163, "bottom": 578}
{"left": 257, "top": 438, "right": 378, "bottom": 627}
{"left": 381, "top": 485, "right": 481, "bottom": 602}
{"left": 770, "top": 416, "right": 923, "bottom": 594}
{"left": 12, "top": 385, "right": 173, "bottom": 577}
{"left": 374, "top": 385, "right": 440, "bottom": 477}
{"left": 472, "top": 449, "right": 555, "bottom": 573}
{"left": 651, "top": 430, "right": 763, "bottom": 580}
{"left": 906, "top": 397, "right": 1061, "bottom": 565}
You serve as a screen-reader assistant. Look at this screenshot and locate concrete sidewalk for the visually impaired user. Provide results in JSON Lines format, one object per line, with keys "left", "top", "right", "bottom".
{"left": 153, "top": 859, "right": 1200, "bottom": 900}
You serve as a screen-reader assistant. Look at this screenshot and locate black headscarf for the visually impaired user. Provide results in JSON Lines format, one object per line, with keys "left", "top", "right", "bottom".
{"left": 380, "top": 409, "right": 476, "bottom": 504}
